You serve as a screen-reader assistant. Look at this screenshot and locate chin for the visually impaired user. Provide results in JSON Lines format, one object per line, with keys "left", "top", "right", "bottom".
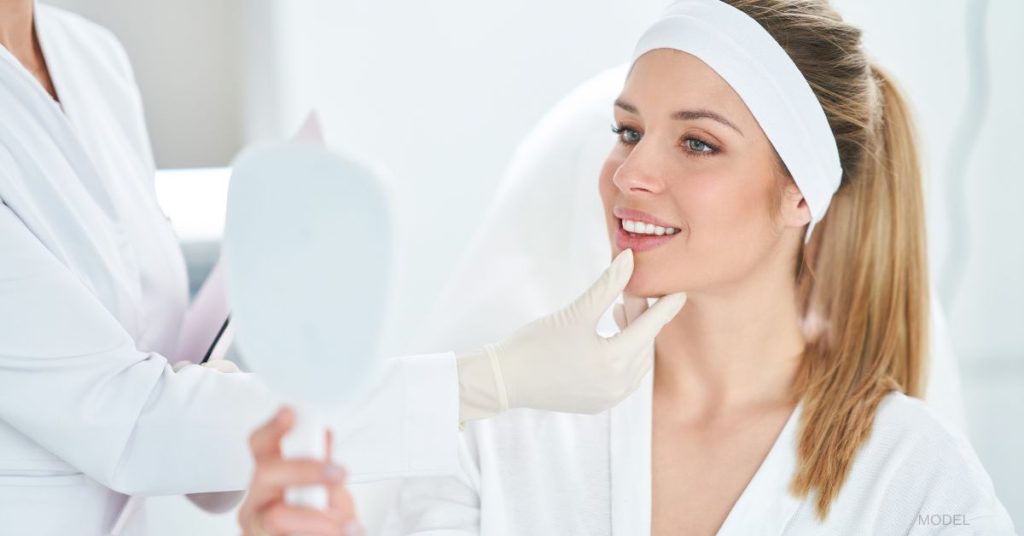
{"left": 624, "top": 269, "right": 678, "bottom": 299}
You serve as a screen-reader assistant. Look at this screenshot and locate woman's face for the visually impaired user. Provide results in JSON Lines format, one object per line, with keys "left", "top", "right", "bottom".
{"left": 599, "top": 48, "right": 809, "bottom": 298}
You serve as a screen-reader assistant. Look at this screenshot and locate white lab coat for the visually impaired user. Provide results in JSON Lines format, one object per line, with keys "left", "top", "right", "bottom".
{"left": 385, "top": 364, "right": 1016, "bottom": 535}
{"left": 0, "top": 5, "right": 458, "bottom": 535}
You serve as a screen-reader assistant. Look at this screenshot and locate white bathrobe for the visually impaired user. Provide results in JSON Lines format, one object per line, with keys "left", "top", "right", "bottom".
{"left": 0, "top": 5, "right": 458, "bottom": 535}
{"left": 385, "top": 362, "right": 1016, "bottom": 535}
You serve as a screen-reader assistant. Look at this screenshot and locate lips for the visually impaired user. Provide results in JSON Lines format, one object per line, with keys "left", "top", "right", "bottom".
{"left": 615, "top": 225, "right": 677, "bottom": 252}
{"left": 612, "top": 207, "right": 680, "bottom": 253}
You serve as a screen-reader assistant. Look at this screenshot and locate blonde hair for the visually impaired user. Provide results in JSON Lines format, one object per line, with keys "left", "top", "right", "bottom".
{"left": 724, "top": 0, "right": 930, "bottom": 519}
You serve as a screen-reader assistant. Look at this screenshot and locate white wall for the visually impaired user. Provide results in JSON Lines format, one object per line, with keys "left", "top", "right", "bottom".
{"left": 43, "top": 0, "right": 245, "bottom": 167}
{"left": 241, "top": 1, "right": 675, "bottom": 353}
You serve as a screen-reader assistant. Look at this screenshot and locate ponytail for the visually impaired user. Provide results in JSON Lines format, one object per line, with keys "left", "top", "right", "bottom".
{"left": 790, "top": 61, "right": 929, "bottom": 517}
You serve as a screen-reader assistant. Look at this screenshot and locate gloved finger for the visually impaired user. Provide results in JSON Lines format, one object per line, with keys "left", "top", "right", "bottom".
{"left": 255, "top": 503, "right": 351, "bottom": 536}
{"left": 570, "top": 249, "right": 634, "bottom": 321}
{"left": 613, "top": 303, "right": 627, "bottom": 331}
{"left": 171, "top": 360, "right": 192, "bottom": 373}
{"left": 249, "top": 407, "right": 293, "bottom": 464}
{"left": 622, "top": 293, "right": 649, "bottom": 325}
{"left": 609, "top": 292, "right": 686, "bottom": 354}
{"left": 201, "top": 359, "right": 241, "bottom": 373}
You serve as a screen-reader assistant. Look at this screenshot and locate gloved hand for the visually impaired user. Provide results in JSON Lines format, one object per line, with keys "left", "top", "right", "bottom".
{"left": 457, "top": 249, "right": 686, "bottom": 421}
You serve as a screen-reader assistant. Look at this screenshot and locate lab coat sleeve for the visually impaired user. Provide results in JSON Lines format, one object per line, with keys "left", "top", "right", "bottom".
{"left": 0, "top": 200, "right": 460, "bottom": 495}
{"left": 381, "top": 430, "right": 483, "bottom": 535}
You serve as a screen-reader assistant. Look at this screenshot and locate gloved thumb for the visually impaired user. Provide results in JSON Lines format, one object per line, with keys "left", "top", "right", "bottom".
{"left": 571, "top": 249, "right": 634, "bottom": 321}
{"left": 609, "top": 292, "right": 686, "bottom": 352}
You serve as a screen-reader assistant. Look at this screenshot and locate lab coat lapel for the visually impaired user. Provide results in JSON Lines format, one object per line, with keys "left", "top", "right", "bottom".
{"left": 716, "top": 402, "right": 804, "bottom": 536}
{"left": 609, "top": 365, "right": 654, "bottom": 536}
{"left": 0, "top": 16, "right": 117, "bottom": 221}
{"left": 0, "top": 12, "right": 143, "bottom": 332}
{"left": 30, "top": 4, "right": 124, "bottom": 220}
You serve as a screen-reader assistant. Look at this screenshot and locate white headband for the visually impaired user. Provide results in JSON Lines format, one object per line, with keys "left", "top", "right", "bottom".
{"left": 632, "top": 0, "right": 843, "bottom": 241}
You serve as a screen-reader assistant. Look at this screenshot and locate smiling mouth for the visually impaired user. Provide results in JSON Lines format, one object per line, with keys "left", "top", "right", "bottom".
{"left": 619, "top": 218, "right": 679, "bottom": 236}
{"left": 613, "top": 217, "right": 680, "bottom": 253}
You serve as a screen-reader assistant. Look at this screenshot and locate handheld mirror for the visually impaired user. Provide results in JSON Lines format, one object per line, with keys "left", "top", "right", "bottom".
{"left": 223, "top": 142, "right": 392, "bottom": 509}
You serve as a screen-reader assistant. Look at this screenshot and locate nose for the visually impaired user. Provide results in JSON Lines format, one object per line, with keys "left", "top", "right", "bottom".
{"left": 611, "top": 140, "right": 668, "bottom": 195}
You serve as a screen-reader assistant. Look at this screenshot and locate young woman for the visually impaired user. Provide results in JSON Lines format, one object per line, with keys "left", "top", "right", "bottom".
{"left": 378, "top": 0, "right": 1016, "bottom": 533}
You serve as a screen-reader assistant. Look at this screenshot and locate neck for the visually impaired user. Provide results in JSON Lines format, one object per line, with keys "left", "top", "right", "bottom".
{"left": 654, "top": 249, "right": 805, "bottom": 419}
{"left": 0, "top": 0, "right": 36, "bottom": 57}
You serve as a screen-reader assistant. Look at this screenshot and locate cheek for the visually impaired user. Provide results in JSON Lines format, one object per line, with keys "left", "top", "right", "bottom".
{"left": 632, "top": 167, "right": 778, "bottom": 294}
{"left": 671, "top": 167, "right": 772, "bottom": 241}
{"left": 598, "top": 154, "right": 622, "bottom": 203}
{"left": 598, "top": 156, "right": 623, "bottom": 238}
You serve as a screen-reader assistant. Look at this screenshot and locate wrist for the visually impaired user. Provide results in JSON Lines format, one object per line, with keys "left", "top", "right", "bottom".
{"left": 455, "top": 346, "right": 506, "bottom": 426}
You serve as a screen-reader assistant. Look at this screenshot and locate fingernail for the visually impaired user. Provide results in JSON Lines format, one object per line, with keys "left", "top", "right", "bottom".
{"left": 324, "top": 464, "right": 347, "bottom": 482}
{"left": 344, "top": 521, "right": 365, "bottom": 536}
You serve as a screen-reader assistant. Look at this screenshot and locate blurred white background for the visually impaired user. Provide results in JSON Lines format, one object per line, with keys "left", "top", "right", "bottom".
{"left": 42, "top": 0, "right": 1024, "bottom": 533}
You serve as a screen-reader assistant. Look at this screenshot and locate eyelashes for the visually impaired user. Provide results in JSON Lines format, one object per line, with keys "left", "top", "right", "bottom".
{"left": 610, "top": 123, "right": 720, "bottom": 158}
{"left": 610, "top": 124, "right": 642, "bottom": 145}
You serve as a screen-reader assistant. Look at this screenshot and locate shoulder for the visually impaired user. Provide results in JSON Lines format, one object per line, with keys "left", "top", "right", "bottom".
{"left": 865, "top": 392, "right": 991, "bottom": 488}
{"left": 871, "top": 391, "right": 965, "bottom": 446}
{"left": 867, "top": 391, "right": 989, "bottom": 475}
{"left": 832, "top": 391, "right": 1016, "bottom": 533}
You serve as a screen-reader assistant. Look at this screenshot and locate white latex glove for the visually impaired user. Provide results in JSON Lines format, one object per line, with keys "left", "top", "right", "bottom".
{"left": 457, "top": 249, "right": 686, "bottom": 420}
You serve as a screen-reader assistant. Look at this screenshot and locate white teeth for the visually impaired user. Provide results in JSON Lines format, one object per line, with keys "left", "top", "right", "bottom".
{"left": 620, "top": 219, "right": 679, "bottom": 236}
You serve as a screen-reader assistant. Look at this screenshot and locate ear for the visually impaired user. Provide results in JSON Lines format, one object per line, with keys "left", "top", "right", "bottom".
{"left": 781, "top": 182, "right": 812, "bottom": 229}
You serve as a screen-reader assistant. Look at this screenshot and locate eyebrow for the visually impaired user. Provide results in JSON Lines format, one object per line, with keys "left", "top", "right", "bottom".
{"left": 614, "top": 98, "right": 744, "bottom": 137}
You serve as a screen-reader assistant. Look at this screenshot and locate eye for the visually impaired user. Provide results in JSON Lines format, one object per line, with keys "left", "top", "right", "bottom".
{"left": 611, "top": 124, "right": 641, "bottom": 145}
{"left": 684, "top": 137, "right": 718, "bottom": 157}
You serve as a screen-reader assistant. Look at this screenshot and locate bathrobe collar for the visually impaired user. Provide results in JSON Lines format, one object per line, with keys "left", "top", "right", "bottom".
{"left": 609, "top": 364, "right": 804, "bottom": 535}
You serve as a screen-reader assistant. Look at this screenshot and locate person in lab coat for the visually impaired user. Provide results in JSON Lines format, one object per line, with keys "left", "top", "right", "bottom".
{"left": 0, "top": 2, "right": 684, "bottom": 534}
{"left": 375, "top": 0, "right": 1018, "bottom": 534}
